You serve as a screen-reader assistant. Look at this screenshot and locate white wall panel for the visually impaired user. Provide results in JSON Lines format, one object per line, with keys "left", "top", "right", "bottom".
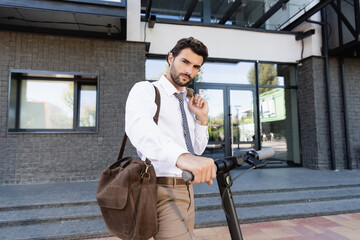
{"left": 140, "top": 22, "right": 320, "bottom": 63}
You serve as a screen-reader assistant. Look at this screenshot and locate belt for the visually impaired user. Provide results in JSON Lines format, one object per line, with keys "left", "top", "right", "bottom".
{"left": 157, "top": 177, "right": 188, "bottom": 185}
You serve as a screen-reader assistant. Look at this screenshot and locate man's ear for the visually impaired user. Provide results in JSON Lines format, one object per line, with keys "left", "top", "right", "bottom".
{"left": 167, "top": 52, "right": 174, "bottom": 65}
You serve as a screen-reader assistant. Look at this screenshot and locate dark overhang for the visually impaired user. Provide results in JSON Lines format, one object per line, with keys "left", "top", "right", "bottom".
{"left": 184, "top": 0, "right": 199, "bottom": 22}
{"left": 145, "top": 0, "right": 152, "bottom": 21}
{"left": 0, "top": 0, "right": 127, "bottom": 39}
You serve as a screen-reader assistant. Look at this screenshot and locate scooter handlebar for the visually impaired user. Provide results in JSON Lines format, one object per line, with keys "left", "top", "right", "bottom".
{"left": 181, "top": 148, "right": 276, "bottom": 182}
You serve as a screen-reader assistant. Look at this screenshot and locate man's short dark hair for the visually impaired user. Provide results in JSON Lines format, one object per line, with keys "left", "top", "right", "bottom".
{"left": 168, "top": 37, "right": 208, "bottom": 65}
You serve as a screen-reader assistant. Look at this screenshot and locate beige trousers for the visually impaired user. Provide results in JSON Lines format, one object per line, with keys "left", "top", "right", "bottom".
{"left": 153, "top": 183, "right": 195, "bottom": 240}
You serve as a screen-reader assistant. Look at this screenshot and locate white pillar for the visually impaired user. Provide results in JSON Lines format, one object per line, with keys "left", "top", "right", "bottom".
{"left": 126, "top": 0, "right": 141, "bottom": 41}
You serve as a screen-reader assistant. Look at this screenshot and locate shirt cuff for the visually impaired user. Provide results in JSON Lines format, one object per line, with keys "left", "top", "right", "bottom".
{"left": 195, "top": 123, "right": 209, "bottom": 136}
{"left": 160, "top": 141, "right": 189, "bottom": 167}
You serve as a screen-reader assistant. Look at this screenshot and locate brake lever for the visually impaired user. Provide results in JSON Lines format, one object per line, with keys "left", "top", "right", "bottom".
{"left": 245, "top": 158, "right": 282, "bottom": 169}
{"left": 243, "top": 150, "right": 281, "bottom": 169}
{"left": 245, "top": 157, "right": 267, "bottom": 169}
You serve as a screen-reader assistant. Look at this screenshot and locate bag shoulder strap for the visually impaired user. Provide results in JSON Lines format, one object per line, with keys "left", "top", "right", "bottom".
{"left": 118, "top": 85, "right": 160, "bottom": 160}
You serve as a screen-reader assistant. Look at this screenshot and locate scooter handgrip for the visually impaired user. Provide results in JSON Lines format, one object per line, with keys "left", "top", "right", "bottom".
{"left": 256, "top": 148, "right": 275, "bottom": 160}
{"left": 182, "top": 170, "right": 194, "bottom": 182}
{"left": 182, "top": 164, "right": 218, "bottom": 182}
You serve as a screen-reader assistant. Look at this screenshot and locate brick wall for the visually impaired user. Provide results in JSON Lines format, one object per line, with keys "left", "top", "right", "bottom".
{"left": 298, "top": 56, "right": 359, "bottom": 169}
{"left": 0, "top": 31, "right": 145, "bottom": 185}
{"left": 344, "top": 58, "right": 360, "bottom": 169}
{"left": 298, "top": 57, "right": 324, "bottom": 169}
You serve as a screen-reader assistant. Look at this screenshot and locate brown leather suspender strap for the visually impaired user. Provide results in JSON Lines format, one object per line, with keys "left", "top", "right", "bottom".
{"left": 153, "top": 86, "right": 160, "bottom": 125}
{"left": 117, "top": 85, "right": 161, "bottom": 160}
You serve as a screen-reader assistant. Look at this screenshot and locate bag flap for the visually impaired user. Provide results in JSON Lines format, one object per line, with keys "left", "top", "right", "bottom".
{"left": 96, "top": 167, "right": 130, "bottom": 209}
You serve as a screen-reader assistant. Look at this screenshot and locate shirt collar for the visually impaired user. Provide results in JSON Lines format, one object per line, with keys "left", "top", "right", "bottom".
{"left": 159, "top": 75, "right": 187, "bottom": 97}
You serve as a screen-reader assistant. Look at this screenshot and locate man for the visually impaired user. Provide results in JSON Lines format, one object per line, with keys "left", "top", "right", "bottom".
{"left": 125, "top": 37, "right": 216, "bottom": 239}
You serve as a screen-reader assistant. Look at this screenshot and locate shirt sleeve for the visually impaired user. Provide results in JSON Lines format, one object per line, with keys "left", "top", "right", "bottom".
{"left": 193, "top": 123, "right": 209, "bottom": 155}
{"left": 125, "top": 81, "right": 188, "bottom": 166}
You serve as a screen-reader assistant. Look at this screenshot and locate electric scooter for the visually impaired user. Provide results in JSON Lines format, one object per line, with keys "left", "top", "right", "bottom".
{"left": 182, "top": 148, "right": 281, "bottom": 240}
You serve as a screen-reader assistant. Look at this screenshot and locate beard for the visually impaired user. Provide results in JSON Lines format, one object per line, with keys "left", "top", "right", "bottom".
{"left": 169, "top": 65, "right": 193, "bottom": 87}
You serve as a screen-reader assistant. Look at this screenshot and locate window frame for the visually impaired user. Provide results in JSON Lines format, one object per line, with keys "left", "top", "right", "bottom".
{"left": 7, "top": 69, "right": 99, "bottom": 133}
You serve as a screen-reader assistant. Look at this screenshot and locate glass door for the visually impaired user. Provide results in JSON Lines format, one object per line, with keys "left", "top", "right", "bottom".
{"left": 198, "top": 87, "right": 226, "bottom": 159}
{"left": 228, "top": 89, "right": 255, "bottom": 156}
{"left": 197, "top": 85, "right": 256, "bottom": 158}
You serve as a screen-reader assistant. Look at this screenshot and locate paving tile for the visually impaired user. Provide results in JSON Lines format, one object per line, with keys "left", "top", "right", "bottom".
{"left": 270, "top": 237, "right": 299, "bottom": 240}
{"left": 302, "top": 224, "right": 326, "bottom": 234}
{"left": 290, "top": 218, "right": 315, "bottom": 225}
{"left": 194, "top": 227, "right": 217, "bottom": 237}
{"left": 241, "top": 223, "right": 258, "bottom": 230}
{"left": 211, "top": 226, "right": 230, "bottom": 235}
{"left": 308, "top": 216, "right": 341, "bottom": 228}
{"left": 292, "top": 234, "right": 327, "bottom": 240}
{"left": 208, "top": 234, "right": 231, "bottom": 240}
{"left": 337, "top": 219, "right": 360, "bottom": 230}
{"left": 241, "top": 228, "right": 273, "bottom": 240}
{"left": 320, "top": 231, "right": 354, "bottom": 240}
{"left": 323, "top": 214, "right": 350, "bottom": 222}
{"left": 193, "top": 236, "right": 210, "bottom": 240}
{"left": 328, "top": 226, "right": 360, "bottom": 240}
{"left": 84, "top": 213, "right": 360, "bottom": 240}
{"left": 260, "top": 226, "right": 302, "bottom": 239}
{"left": 246, "top": 221, "right": 279, "bottom": 229}
{"left": 343, "top": 213, "right": 360, "bottom": 220}
{"left": 270, "top": 219, "right": 298, "bottom": 227}
{"left": 289, "top": 225, "right": 320, "bottom": 236}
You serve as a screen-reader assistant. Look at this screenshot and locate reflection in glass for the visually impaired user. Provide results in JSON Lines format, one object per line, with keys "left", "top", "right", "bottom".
{"left": 256, "top": 63, "right": 296, "bottom": 87}
{"left": 196, "top": 61, "right": 254, "bottom": 84}
{"left": 199, "top": 88, "right": 225, "bottom": 158}
{"left": 230, "top": 90, "right": 255, "bottom": 155}
{"left": 19, "top": 80, "right": 74, "bottom": 129}
{"left": 260, "top": 88, "right": 300, "bottom": 165}
{"left": 79, "top": 85, "right": 97, "bottom": 127}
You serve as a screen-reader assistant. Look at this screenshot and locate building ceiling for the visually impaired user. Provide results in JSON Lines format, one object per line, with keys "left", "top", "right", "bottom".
{"left": 140, "top": 0, "right": 318, "bottom": 30}
{"left": 0, "top": 0, "right": 126, "bottom": 39}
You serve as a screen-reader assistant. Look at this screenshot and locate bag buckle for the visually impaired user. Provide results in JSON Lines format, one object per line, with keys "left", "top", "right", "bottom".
{"left": 141, "top": 161, "right": 151, "bottom": 179}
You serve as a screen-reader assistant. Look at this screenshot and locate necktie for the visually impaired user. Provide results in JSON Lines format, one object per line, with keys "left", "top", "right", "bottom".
{"left": 174, "top": 92, "right": 195, "bottom": 155}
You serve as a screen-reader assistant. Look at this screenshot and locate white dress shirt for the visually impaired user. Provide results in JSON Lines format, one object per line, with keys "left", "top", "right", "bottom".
{"left": 125, "top": 75, "right": 209, "bottom": 177}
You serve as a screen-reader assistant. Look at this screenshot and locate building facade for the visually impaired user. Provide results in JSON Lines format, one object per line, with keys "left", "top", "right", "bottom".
{"left": 0, "top": 0, "right": 359, "bottom": 185}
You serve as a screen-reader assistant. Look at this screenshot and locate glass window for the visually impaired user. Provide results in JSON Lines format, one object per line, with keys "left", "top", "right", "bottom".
{"left": 141, "top": 0, "right": 200, "bottom": 21}
{"left": 258, "top": 63, "right": 296, "bottom": 86}
{"left": 260, "top": 88, "right": 300, "bottom": 165}
{"left": 79, "top": 85, "right": 97, "bottom": 127}
{"left": 146, "top": 59, "right": 168, "bottom": 81}
{"left": 196, "top": 61, "right": 255, "bottom": 84}
{"left": 19, "top": 80, "right": 74, "bottom": 129}
{"left": 8, "top": 71, "right": 98, "bottom": 132}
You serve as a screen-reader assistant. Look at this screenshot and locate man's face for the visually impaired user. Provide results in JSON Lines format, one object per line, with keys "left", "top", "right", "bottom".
{"left": 167, "top": 48, "right": 203, "bottom": 89}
